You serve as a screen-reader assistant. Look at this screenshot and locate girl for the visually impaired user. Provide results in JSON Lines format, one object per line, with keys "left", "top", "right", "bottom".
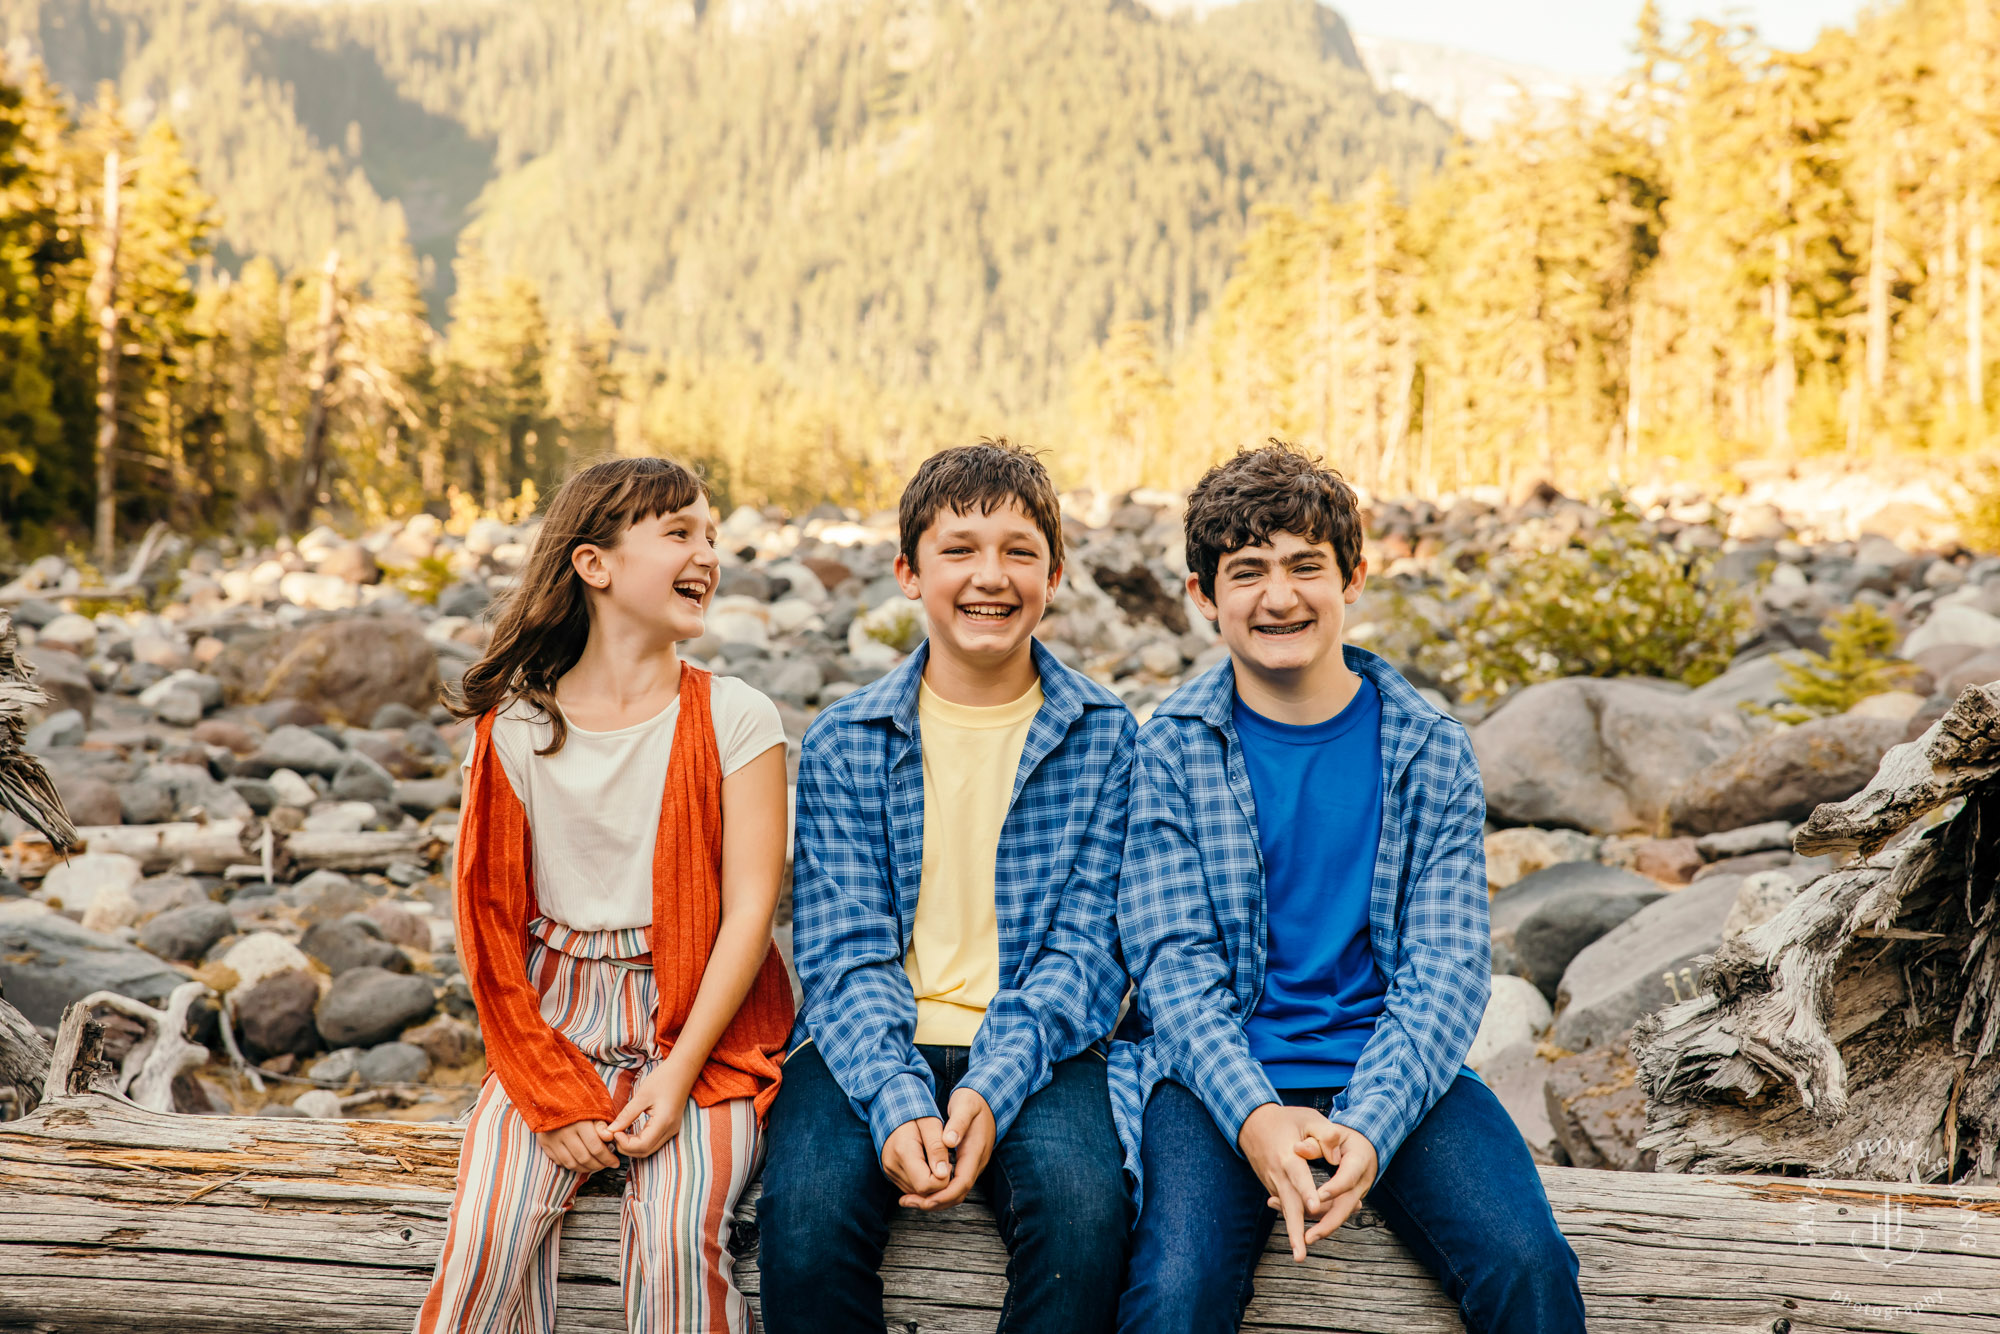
{"left": 416, "top": 456, "right": 794, "bottom": 1334}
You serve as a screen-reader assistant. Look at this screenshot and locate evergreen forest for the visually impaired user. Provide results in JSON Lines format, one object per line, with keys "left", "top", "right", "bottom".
{"left": 0, "top": 0, "right": 1994, "bottom": 550}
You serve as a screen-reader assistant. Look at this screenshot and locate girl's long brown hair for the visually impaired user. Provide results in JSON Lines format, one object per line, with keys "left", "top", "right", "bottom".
{"left": 450, "top": 455, "right": 708, "bottom": 756}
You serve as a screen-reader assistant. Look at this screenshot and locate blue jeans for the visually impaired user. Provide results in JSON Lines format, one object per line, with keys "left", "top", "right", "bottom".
{"left": 1118, "top": 1074, "right": 1587, "bottom": 1334}
{"left": 758, "top": 1041, "right": 1130, "bottom": 1334}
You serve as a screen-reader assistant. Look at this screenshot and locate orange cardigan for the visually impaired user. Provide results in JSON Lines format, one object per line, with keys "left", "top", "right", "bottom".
{"left": 454, "top": 665, "right": 794, "bottom": 1133}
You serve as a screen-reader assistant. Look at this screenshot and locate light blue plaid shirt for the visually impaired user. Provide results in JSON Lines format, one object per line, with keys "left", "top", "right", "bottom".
{"left": 1109, "top": 646, "right": 1491, "bottom": 1208}
{"left": 790, "top": 639, "right": 1134, "bottom": 1153}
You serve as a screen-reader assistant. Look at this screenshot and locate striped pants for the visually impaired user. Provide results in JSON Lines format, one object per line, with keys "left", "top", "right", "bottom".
{"left": 414, "top": 918, "right": 761, "bottom": 1334}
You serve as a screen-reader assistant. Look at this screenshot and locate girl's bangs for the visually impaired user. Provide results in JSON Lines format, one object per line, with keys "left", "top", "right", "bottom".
{"left": 605, "top": 462, "right": 706, "bottom": 530}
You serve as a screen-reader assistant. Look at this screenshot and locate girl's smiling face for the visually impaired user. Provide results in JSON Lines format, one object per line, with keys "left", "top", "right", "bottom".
{"left": 572, "top": 495, "right": 721, "bottom": 643}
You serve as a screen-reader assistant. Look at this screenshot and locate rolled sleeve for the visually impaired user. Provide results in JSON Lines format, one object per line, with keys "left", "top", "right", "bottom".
{"left": 791, "top": 735, "right": 938, "bottom": 1154}
{"left": 1120, "top": 732, "right": 1277, "bottom": 1150}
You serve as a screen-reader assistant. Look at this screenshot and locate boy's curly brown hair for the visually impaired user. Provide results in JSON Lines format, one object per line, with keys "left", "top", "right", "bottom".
{"left": 1183, "top": 441, "right": 1363, "bottom": 599}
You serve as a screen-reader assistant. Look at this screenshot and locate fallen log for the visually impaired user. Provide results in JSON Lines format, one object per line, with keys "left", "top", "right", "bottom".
{"left": 67, "top": 822, "right": 255, "bottom": 877}
{"left": 282, "top": 828, "right": 442, "bottom": 874}
{"left": 1635, "top": 682, "right": 2000, "bottom": 1183}
{"left": 0, "top": 1088, "right": 1996, "bottom": 1333}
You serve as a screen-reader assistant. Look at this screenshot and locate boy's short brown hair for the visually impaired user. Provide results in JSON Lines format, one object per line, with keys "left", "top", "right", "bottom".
{"left": 1183, "top": 441, "right": 1364, "bottom": 599}
{"left": 898, "top": 438, "right": 1065, "bottom": 574}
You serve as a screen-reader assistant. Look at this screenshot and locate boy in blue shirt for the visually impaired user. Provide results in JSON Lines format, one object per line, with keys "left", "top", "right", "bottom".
{"left": 1111, "top": 444, "right": 1586, "bottom": 1333}
{"left": 759, "top": 440, "right": 1134, "bottom": 1334}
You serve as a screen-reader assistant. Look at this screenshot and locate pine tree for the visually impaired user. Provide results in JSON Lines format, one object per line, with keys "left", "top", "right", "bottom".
{"left": 1775, "top": 603, "right": 1919, "bottom": 720}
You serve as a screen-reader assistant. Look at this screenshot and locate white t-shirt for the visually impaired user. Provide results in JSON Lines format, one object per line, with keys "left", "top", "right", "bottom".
{"left": 464, "top": 675, "right": 786, "bottom": 931}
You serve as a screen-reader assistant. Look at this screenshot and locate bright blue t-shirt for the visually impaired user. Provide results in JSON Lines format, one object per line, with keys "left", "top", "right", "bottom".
{"left": 1236, "top": 677, "right": 1389, "bottom": 1089}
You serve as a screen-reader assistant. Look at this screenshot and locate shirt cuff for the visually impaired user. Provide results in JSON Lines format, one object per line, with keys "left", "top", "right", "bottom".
{"left": 865, "top": 1070, "right": 942, "bottom": 1157}
{"left": 1330, "top": 1093, "right": 1403, "bottom": 1177}
{"left": 955, "top": 1063, "right": 1027, "bottom": 1144}
{"left": 1203, "top": 1060, "right": 1281, "bottom": 1153}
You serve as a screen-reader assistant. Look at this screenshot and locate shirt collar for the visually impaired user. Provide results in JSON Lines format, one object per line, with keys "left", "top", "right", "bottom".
{"left": 844, "top": 637, "right": 1103, "bottom": 735}
{"left": 1158, "top": 643, "right": 1442, "bottom": 738}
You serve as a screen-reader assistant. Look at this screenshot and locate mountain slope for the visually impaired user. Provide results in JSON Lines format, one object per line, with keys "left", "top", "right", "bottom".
{"left": 1, "top": 0, "right": 1452, "bottom": 412}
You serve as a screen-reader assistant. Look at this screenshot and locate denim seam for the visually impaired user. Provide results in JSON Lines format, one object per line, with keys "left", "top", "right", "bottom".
{"left": 992, "top": 1149, "right": 1025, "bottom": 1333}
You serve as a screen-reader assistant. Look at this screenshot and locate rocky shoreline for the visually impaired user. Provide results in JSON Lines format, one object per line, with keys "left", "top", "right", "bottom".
{"left": 4, "top": 481, "right": 1998, "bottom": 1160}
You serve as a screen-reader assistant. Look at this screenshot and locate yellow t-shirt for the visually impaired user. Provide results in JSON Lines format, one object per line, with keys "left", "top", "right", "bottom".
{"left": 905, "top": 678, "right": 1043, "bottom": 1046}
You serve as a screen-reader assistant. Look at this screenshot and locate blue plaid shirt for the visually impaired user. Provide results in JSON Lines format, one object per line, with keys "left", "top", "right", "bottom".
{"left": 790, "top": 639, "right": 1134, "bottom": 1153}
{"left": 1109, "top": 646, "right": 1490, "bottom": 1207}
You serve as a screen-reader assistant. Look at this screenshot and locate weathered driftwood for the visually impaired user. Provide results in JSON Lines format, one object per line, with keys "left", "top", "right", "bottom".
{"left": 283, "top": 828, "right": 443, "bottom": 874}
{"left": 0, "top": 997, "right": 49, "bottom": 1118}
{"left": 0, "top": 1091, "right": 1997, "bottom": 1333}
{"left": 1635, "top": 683, "right": 2000, "bottom": 1184}
{"left": 0, "top": 609, "right": 79, "bottom": 854}
{"left": 14, "top": 823, "right": 443, "bottom": 882}
{"left": 67, "top": 822, "right": 255, "bottom": 876}
{"left": 48, "top": 986, "right": 214, "bottom": 1114}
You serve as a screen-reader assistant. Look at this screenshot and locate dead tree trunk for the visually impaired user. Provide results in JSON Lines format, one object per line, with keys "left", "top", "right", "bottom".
{"left": 286, "top": 249, "right": 343, "bottom": 533}
{"left": 1634, "top": 683, "right": 2000, "bottom": 1183}
{"left": 90, "top": 147, "right": 122, "bottom": 574}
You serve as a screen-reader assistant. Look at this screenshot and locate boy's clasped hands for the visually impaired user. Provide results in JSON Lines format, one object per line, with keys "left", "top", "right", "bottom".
{"left": 1239, "top": 1103, "right": 1379, "bottom": 1262}
{"left": 535, "top": 1062, "right": 696, "bottom": 1173}
{"left": 880, "top": 1087, "right": 997, "bottom": 1210}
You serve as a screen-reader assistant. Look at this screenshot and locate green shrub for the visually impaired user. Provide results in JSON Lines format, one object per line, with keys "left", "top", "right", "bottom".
{"left": 1767, "top": 603, "right": 1917, "bottom": 722}
{"left": 1959, "top": 462, "right": 2000, "bottom": 555}
{"left": 382, "top": 553, "right": 457, "bottom": 605}
{"left": 1377, "top": 509, "right": 1752, "bottom": 702}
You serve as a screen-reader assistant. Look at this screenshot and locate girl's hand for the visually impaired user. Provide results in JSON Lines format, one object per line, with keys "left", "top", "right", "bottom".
{"left": 607, "top": 1066, "right": 691, "bottom": 1158}
{"left": 537, "top": 1120, "right": 619, "bottom": 1173}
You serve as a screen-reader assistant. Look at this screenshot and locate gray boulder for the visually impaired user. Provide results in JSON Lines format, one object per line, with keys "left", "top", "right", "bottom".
{"left": 301, "top": 916, "right": 409, "bottom": 976}
{"left": 1490, "top": 861, "right": 1660, "bottom": 958}
{"left": 56, "top": 775, "right": 123, "bottom": 827}
{"left": 1686, "top": 651, "right": 1810, "bottom": 711}
{"left": 236, "top": 969, "right": 323, "bottom": 1059}
{"left": 137, "top": 902, "right": 235, "bottom": 963}
{"left": 20, "top": 647, "right": 94, "bottom": 724}
{"left": 1551, "top": 872, "right": 1744, "bottom": 1051}
{"left": 1472, "top": 677, "right": 1751, "bottom": 834}
{"left": 26, "top": 709, "right": 86, "bottom": 751}
{"left": 358, "top": 1041, "right": 432, "bottom": 1085}
{"left": 149, "top": 685, "right": 207, "bottom": 727}
{"left": 246, "top": 724, "right": 346, "bottom": 778}
{"left": 316, "top": 966, "right": 436, "bottom": 1048}
{"left": 331, "top": 752, "right": 396, "bottom": 804}
{"left": 229, "top": 777, "right": 278, "bottom": 814}
{"left": 1515, "top": 882, "right": 1665, "bottom": 1002}
{"left": 289, "top": 870, "right": 374, "bottom": 924}
{"left": 1543, "top": 1042, "right": 1652, "bottom": 1171}
{"left": 370, "top": 702, "right": 424, "bottom": 730}
{"left": 115, "top": 776, "right": 177, "bottom": 825}
{"left": 1475, "top": 1038, "right": 1563, "bottom": 1165}
{"left": 137, "top": 762, "right": 255, "bottom": 823}
{"left": 0, "top": 906, "right": 187, "bottom": 1027}
{"left": 212, "top": 617, "right": 441, "bottom": 726}
{"left": 394, "top": 776, "right": 462, "bottom": 816}
{"left": 1939, "top": 647, "right": 2000, "bottom": 697}
{"left": 1666, "top": 714, "right": 1905, "bottom": 836}
{"left": 436, "top": 582, "right": 491, "bottom": 619}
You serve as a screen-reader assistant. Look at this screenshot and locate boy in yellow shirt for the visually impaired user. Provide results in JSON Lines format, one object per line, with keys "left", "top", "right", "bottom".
{"left": 759, "top": 440, "right": 1134, "bottom": 1334}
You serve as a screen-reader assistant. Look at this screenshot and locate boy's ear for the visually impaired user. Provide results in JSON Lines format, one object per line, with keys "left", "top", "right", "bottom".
{"left": 1185, "top": 571, "right": 1220, "bottom": 624}
{"left": 893, "top": 550, "right": 923, "bottom": 602}
{"left": 572, "top": 543, "right": 610, "bottom": 591}
{"left": 1344, "top": 557, "right": 1369, "bottom": 605}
